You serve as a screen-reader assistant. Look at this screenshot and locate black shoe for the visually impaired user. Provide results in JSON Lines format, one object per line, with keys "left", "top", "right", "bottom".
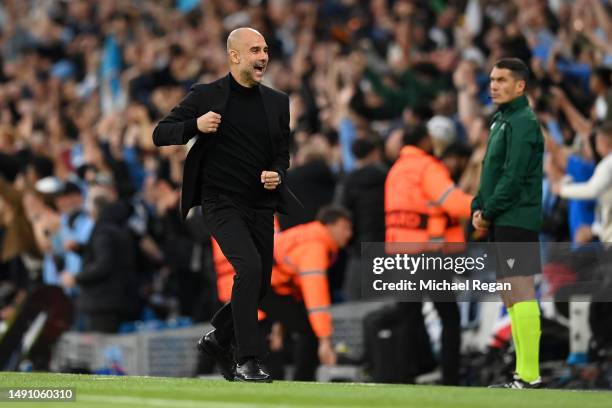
{"left": 234, "top": 359, "right": 272, "bottom": 383}
{"left": 197, "top": 330, "right": 235, "bottom": 381}
{"left": 488, "top": 376, "right": 543, "bottom": 389}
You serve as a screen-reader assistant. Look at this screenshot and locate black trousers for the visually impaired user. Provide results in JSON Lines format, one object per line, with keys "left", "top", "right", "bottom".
{"left": 202, "top": 193, "right": 274, "bottom": 359}
{"left": 260, "top": 291, "right": 319, "bottom": 381}
{"left": 400, "top": 301, "right": 460, "bottom": 385}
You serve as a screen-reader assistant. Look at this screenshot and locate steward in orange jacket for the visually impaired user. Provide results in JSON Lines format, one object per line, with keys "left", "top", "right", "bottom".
{"left": 386, "top": 126, "right": 473, "bottom": 253}
{"left": 260, "top": 206, "right": 353, "bottom": 381}
{"left": 383, "top": 125, "right": 472, "bottom": 385}
{"left": 212, "top": 238, "right": 234, "bottom": 305}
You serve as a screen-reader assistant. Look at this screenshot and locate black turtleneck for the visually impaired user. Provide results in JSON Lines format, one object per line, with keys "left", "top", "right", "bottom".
{"left": 202, "top": 73, "right": 274, "bottom": 206}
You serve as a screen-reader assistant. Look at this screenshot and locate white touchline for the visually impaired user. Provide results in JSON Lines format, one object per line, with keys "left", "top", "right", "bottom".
{"left": 79, "top": 395, "right": 271, "bottom": 408}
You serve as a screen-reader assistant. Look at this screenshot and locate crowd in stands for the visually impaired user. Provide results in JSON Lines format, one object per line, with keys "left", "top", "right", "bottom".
{"left": 1, "top": 0, "right": 612, "bottom": 384}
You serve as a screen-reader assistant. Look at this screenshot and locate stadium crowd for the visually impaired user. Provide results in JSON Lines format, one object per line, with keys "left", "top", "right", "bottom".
{"left": 1, "top": 0, "right": 612, "bottom": 387}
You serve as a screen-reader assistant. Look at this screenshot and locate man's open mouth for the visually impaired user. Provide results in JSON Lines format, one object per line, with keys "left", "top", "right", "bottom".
{"left": 254, "top": 65, "right": 266, "bottom": 73}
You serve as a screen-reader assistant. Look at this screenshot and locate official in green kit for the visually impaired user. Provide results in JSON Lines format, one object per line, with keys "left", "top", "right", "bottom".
{"left": 471, "top": 58, "right": 544, "bottom": 389}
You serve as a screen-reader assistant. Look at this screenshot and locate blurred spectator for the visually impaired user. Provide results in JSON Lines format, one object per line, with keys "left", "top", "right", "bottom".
{"left": 427, "top": 115, "right": 458, "bottom": 158}
{"left": 557, "top": 122, "right": 612, "bottom": 243}
{"left": 146, "top": 177, "right": 209, "bottom": 319}
{"left": 39, "top": 181, "right": 94, "bottom": 296}
{"left": 0, "top": 176, "right": 39, "bottom": 290}
{"left": 544, "top": 122, "right": 596, "bottom": 245}
{"left": 337, "top": 138, "right": 387, "bottom": 300}
{"left": 278, "top": 137, "right": 337, "bottom": 230}
{"left": 70, "top": 194, "right": 138, "bottom": 333}
{"left": 440, "top": 142, "right": 473, "bottom": 184}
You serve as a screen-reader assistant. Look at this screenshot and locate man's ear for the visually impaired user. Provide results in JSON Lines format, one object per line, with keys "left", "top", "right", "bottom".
{"left": 517, "top": 79, "right": 526, "bottom": 94}
{"left": 229, "top": 49, "right": 240, "bottom": 64}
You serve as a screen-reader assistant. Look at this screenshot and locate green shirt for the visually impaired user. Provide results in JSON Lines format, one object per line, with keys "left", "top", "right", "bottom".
{"left": 472, "top": 95, "right": 544, "bottom": 232}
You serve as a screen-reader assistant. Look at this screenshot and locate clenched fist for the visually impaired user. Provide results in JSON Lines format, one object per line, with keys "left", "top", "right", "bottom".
{"left": 261, "top": 170, "right": 281, "bottom": 190}
{"left": 197, "top": 111, "right": 222, "bottom": 133}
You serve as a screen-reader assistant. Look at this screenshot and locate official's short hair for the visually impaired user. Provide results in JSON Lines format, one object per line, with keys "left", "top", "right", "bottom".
{"left": 596, "top": 121, "right": 612, "bottom": 139}
{"left": 402, "top": 124, "right": 429, "bottom": 147}
{"left": 493, "top": 58, "right": 530, "bottom": 82}
{"left": 316, "top": 206, "right": 352, "bottom": 225}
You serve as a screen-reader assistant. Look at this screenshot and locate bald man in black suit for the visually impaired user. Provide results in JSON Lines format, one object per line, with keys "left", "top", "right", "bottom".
{"left": 153, "top": 27, "right": 296, "bottom": 382}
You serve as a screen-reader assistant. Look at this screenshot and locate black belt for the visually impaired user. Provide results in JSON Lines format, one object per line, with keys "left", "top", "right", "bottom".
{"left": 386, "top": 211, "right": 459, "bottom": 229}
{"left": 385, "top": 211, "right": 429, "bottom": 229}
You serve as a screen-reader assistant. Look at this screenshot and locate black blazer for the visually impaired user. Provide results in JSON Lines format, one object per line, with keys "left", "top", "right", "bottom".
{"left": 152, "top": 74, "right": 297, "bottom": 220}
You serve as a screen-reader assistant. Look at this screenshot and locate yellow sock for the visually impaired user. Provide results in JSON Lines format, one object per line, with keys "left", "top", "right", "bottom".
{"left": 513, "top": 300, "right": 541, "bottom": 382}
{"left": 508, "top": 306, "right": 521, "bottom": 375}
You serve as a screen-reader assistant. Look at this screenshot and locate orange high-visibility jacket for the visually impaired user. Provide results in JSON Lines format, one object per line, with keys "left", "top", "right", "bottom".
{"left": 212, "top": 216, "right": 281, "bottom": 303}
{"left": 271, "top": 221, "right": 338, "bottom": 338}
{"left": 385, "top": 146, "right": 473, "bottom": 249}
{"left": 211, "top": 238, "right": 266, "bottom": 320}
{"left": 211, "top": 238, "right": 234, "bottom": 304}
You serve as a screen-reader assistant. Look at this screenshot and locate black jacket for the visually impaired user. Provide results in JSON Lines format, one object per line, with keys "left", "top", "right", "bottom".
{"left": 75, "top": 202, "right": 137, "bottom": 314}
{"left": 340, "top": 163, "right": 388, "bottom": 253}
{"left": 152, "top": 74, "right": 295, "bottom": 219}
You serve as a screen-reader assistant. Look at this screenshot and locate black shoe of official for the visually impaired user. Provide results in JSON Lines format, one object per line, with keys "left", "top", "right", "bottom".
{"left": 197, "top": 330, "right": 235, "bottom": 381}
{"left": 234, "top": 359, "right": 273, "bottom": 383}
{"left": 488, "top": 375, "right": 543, "bottom": 389}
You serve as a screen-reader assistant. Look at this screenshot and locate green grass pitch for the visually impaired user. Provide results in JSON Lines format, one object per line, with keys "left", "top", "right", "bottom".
{"left": 0, "top": 372, "right": 611, "bottom": 408}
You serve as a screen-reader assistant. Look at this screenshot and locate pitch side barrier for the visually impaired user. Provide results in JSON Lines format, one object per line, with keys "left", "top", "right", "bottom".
{"left": 50, "top": 302, "right": 385, "bottom": 376}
